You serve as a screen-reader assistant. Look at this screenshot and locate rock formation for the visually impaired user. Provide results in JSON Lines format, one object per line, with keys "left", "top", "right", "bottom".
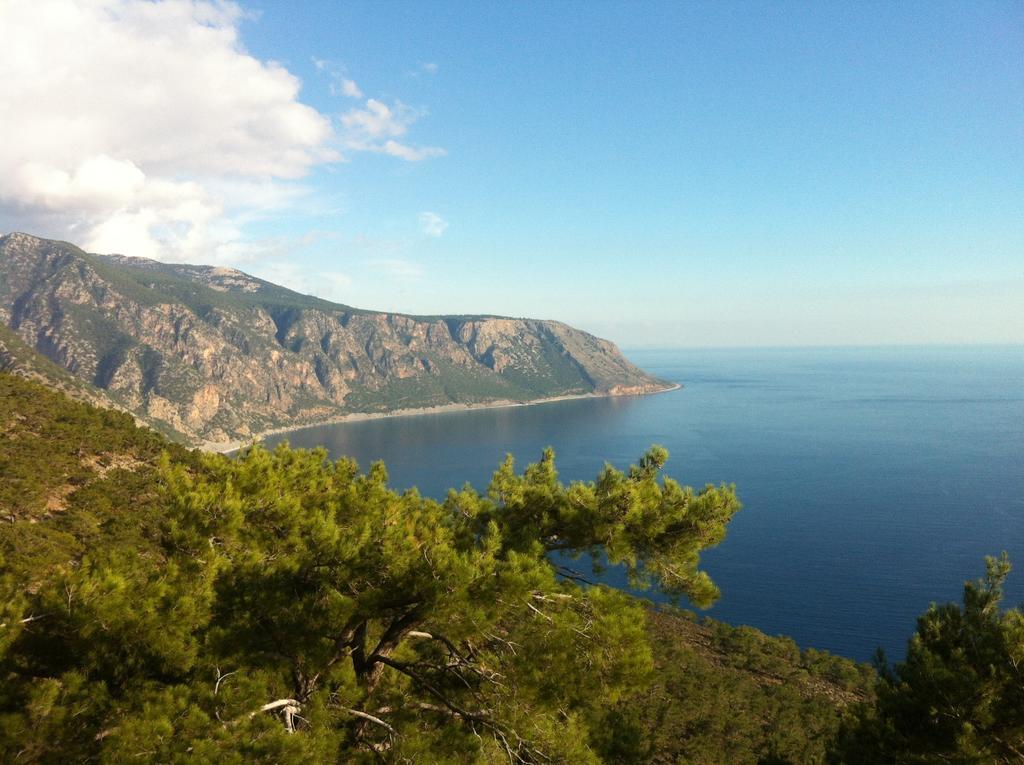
{"left": 0, "top": 233, "right": 669, "bottom": 445}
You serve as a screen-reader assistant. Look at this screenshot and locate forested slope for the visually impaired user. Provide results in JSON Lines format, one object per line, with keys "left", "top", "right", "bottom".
{"left": 0, "top": 372, "right": 878, "bottom": 763}
{"left": 4, "top": 374, "right": 1019, "bottom": 763}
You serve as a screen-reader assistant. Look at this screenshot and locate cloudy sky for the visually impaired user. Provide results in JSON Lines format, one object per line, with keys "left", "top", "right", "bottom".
{"left": 1, "top": 0, "right": 1021, "bottom": 346}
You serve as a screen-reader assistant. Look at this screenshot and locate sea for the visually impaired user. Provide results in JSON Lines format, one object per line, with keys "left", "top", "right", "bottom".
{"left": 263, "top": 346, "right": 1024, "bottom": 662}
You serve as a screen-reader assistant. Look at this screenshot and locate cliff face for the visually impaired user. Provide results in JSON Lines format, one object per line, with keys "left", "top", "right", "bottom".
{"left": 0, "top": 233, "right": 668, "bottom": 444}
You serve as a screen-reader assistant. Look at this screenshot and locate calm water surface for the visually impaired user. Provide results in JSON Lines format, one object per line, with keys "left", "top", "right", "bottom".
{"left": 264, "top": 346, "right": 1024, "bottom": 661}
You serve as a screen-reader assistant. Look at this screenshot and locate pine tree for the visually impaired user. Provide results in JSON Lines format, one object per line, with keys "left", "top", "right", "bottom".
{"left": 1, "top": 441, "right": 740, "bottom": 763}
{"left": 832, "top": 554, "right": 1024, "bottom": 764}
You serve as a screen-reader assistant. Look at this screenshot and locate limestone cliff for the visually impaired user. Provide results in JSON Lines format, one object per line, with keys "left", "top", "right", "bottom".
{"left": 0, "top": 233, "right": 669, "bottom": 445}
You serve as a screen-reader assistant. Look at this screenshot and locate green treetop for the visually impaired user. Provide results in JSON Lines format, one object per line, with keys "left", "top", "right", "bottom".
{"left": 832, "top": 553, "right": 1024, "bottom": 764}
{"left": 2, "top": 441, "right": 740, "bottom": 763}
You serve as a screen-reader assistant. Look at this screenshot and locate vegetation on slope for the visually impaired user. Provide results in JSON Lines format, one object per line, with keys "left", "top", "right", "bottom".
{"left": 0, "top": 324, "right": 125, "bottom": 414}
{"left": 833, "top": 554, "right": 1024, "bottom": 764}
{"left": 596, "top": 609, "right": 874, "bottom": 764}
{"left": 1, "top": 373, "right": 1018, "bottom": 763}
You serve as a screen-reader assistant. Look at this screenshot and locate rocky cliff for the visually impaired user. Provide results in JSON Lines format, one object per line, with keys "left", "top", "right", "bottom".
{"left": 0, "top": 233, "right": 669, "bottom": 445}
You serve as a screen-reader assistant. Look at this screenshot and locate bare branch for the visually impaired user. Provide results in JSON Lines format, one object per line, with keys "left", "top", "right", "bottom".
{"left": 0, "top": 613, "right": 48, "bottom": 629}
{"left": 404, "top": 629, "right": 506, "bottom": 687}
{"left": 246, "top": 698, "right": 302, "bottom": 733}
{"left": 372, "top": 655, "right": 547, "bottom": 764}
{"left": 525, "top": 601, "right": 554, "bottom": 622}
{"left": 214, "top": 667, "right": 238, "bottom": 695}
{"left": 531, "top": 592, "right": 572, "bottom": 602}
{"left": 339, "top": 706, "right": 396, "bottom": 736}
{"left": 256, "top": 698, "right": 301, "bottom": 714}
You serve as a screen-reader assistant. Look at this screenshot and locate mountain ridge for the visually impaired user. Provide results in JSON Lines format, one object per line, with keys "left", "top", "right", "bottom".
{"left": 0, "top": 232, "right": 670, "bottom": 447}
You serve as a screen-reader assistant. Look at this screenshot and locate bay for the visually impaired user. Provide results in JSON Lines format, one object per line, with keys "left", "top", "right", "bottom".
{"left": 263, "top": 346, "right": 1024, "bottom": 661}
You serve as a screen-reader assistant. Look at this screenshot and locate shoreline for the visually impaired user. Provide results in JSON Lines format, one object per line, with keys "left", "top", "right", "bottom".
{"left": 201, "top": 382, "right": 682, "bottom": 454}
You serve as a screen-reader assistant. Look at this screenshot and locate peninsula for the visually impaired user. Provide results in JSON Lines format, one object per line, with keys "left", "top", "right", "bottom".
{"left": 0, "top": 233, "right": 671, "bottom": 447}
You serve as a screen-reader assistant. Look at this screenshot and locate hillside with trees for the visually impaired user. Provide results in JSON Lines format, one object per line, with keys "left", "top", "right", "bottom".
{"left": 1, "top": 372, "right": 1019, "bottom": 763}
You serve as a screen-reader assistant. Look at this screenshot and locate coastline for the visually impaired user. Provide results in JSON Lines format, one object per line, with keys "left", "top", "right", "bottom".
{"left": 201, "top": 381, "right": 682, "bottom": 455}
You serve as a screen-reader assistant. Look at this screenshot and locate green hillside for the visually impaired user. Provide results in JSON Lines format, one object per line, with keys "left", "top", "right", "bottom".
{"left": 0, "top": 373, "right": 874, "bottom": 763}
{"left": 3, "top": 374, "right": 1019, "bottom": 763}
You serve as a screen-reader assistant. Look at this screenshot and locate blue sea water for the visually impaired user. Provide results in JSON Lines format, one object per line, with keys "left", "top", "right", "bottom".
{"left": 263, "top": 346, "right": 1024, "bottom": 662}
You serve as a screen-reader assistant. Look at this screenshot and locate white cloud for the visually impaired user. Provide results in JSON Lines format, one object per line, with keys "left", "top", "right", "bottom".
{"left": 314, "top": 60, "right": 366, "bottom": 101}
{"left": 251, "top": 261, "right": 353, "bottom": 303}
{"left": 407, "top": 62, "right": 439, "bottom": 78}
{"left": 0, "top": 0, "right": 338, "bottom": 263}
{"left": 419, "top": 211, "right": 448, "bottom": 237}
{"left": 338, "top": 78, "right": 364, "bottom": 99}
{"left": 382, "top": 142, "right": 446, "bottom": 162}
{"left": 341, "top": 99, "right": 411, "bottom": 139}
{"left": 341, "top": 99, "right": 446, "bottom": 162}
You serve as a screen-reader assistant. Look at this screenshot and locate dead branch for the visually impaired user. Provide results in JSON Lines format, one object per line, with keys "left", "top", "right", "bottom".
{"left": 0, "top": 613, "right": 48, "bottom": 629}
{"left": 525, "top": 601, "right": 553, "bottom": 622}
{"left": 214, "top": 667, "right": 238, "bottom": 695}
{"left": 248, "top": 698, "right": 302, "bottom": 733}
{"left": 404, "top": 629, "right": 506, "bottom": 687}
{"left": 372, "top": 655, "right": 547, "bottom": 764}
{"left": 339, "top": 706, "right": 396, "bottom": 736}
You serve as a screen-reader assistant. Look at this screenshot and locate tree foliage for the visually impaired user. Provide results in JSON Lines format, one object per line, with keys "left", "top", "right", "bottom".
{"left": 593, "top": 609, "right": 875, "bottom": 765}
{"left": 0, "top": 424, "right": 741, "bottom": 763}
{"left": 832, "top": 554, "right": 1024, "bottom": 763}
{"left": 1, "top": 371, "right": 931, "bottom": 764}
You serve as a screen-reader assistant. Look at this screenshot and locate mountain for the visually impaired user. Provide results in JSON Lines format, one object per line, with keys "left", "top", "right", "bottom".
{"left": 0, "top": 232, "right": 669, "bottom": 446}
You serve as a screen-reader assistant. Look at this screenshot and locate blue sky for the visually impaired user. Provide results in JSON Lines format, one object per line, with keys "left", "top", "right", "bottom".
{"left": 2, "top": 1, "right": 1021, "bottom": 346}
